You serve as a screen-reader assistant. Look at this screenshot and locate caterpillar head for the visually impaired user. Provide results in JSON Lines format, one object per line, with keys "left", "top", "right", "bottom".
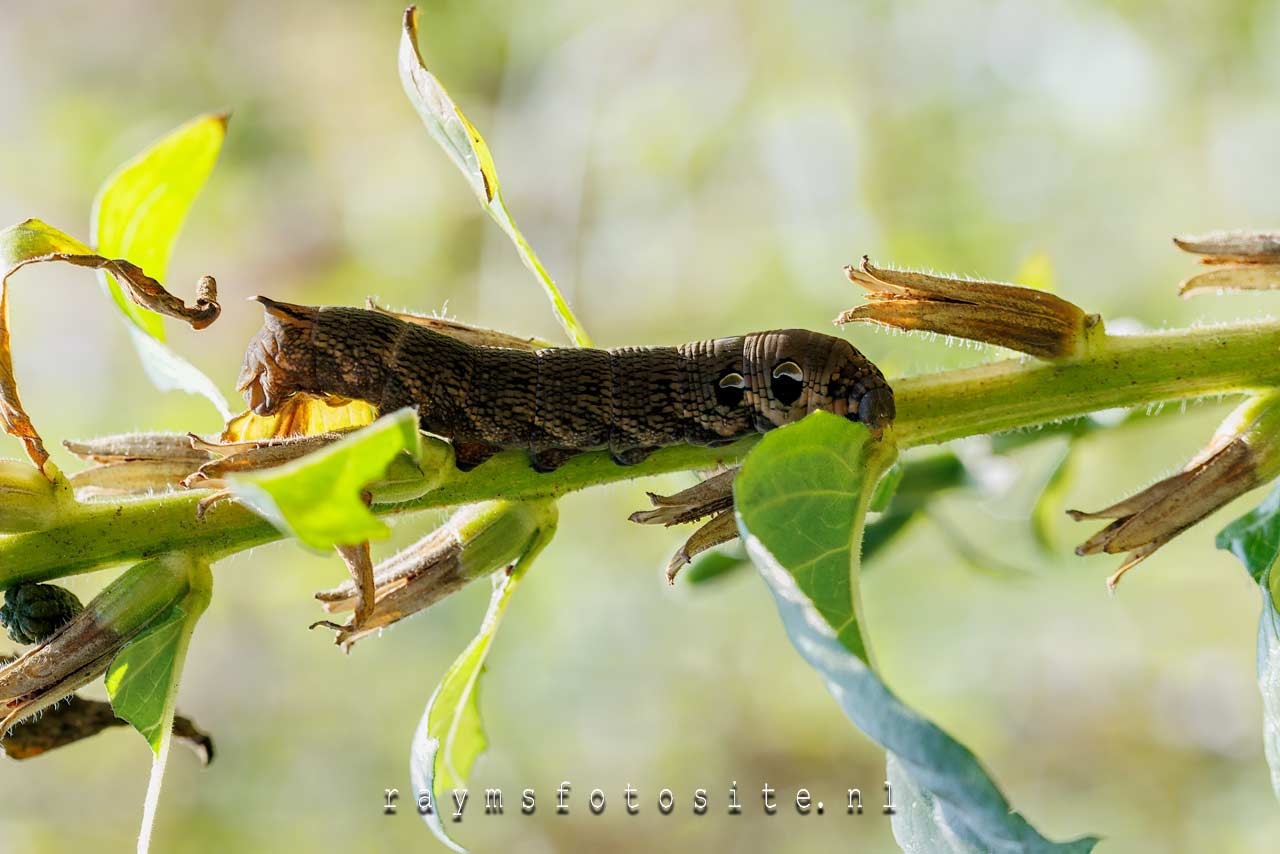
{"left": 745, "top": 331, "right": 894, "bottom": 438}
{"left": 826, "top": 343, "right": 895, "bottom": 437}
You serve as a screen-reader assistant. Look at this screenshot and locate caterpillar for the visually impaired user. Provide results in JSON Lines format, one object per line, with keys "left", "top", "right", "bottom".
{"left": 238, "top": 298, "right": 896, "bottom": 472}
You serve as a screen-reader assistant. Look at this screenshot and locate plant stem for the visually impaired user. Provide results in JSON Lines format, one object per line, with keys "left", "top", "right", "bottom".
{"left": 3, "top": 318, "right": 1278, "bottom": 587}
{"left": 892, "top": 321, "right": 1280, "bottom": 447}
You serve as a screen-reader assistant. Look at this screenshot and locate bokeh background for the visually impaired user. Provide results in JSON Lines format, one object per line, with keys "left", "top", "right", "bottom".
{"left": 2, "top": 0, "right": 1280, "bottom": 851}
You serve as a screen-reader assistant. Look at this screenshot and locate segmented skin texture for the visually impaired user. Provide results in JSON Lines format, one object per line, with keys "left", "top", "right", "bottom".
{"left": 239, "top": 299, "right": 896, "bottom": 472}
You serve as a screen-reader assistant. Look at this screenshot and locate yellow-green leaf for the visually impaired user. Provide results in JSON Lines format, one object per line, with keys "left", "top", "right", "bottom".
{"left": 92, "top": 112, "right": 228, "bottom": 339}
{"left": 398, "top": 7, "right": 592, "bottom": 348}
{"left": 0, "top": 217, "right": 93, "bottom": 259}
{"left": 410, "top": 512, "right": 554, "bottom": 853}
{"left": 104, "top": 555, "right": 212, "bottom": 854}
{"left": 227, "top": 408, "right": 427, "bottom": 550}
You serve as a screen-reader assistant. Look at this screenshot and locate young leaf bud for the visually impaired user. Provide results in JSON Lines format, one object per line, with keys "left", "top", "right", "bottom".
{"left": 0, "top": 458, "right": 73, "bottom": 532}
{"left": 0, "top": 583, "right": 83, "bottom": 644}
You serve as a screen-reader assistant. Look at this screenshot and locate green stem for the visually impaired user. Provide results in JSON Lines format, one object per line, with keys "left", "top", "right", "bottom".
{"left": 892, "top": 322, "right": 1280, "bottom": 446}
{"left": 3, "top": 318, "right": 1278, "bottom": 587}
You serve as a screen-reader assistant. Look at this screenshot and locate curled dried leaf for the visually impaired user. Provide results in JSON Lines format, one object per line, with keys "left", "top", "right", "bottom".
{"left": 2, "top": 700, "right": 213, "bottom": 765}
{"left": 6, "top": 256, "right": 219, "bottom": 329}
{"left": 0, "top": 220, "right": 221, "bottom": 474}
{"left": 836, "top": 256, "right": 1096, "bottom": 360}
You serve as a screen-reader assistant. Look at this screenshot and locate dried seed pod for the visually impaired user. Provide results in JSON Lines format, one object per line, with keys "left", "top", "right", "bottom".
{"left": 629, "top": 468, "right": 738, "bottom": 526}
{"left": 629, "top": 468, "right": 741, "bottom": 581}
{"left": 69, "top": 460, "right": 201, "bottom": 498}
{"left": 1173, "top": 230, "right": 1280, "bottom": 262}
{"left": 1174, "top": 230, "right": 1280, "bottom": 297}
{"left": 314, "top": 500, "right": 556, "bottom": 650}
{"left": 1070, "top": 394, "right": 1280, "bottom": 590}
{"left": 0, "top": 652, "right": 214, "bottom": 764}
{"left": 183, "top": 431, "right": 347, "bottom": 485}
{"left": 664, "top": 512, "right": 739, "bottom": 582}
{"left": 61, "top": 433, "right": 213, "bottom": 499}
{"left": 836, "top": 256, "right": 1098, "bottom": 360}
{"left": 63, "top": 433, "right": 213, "bottom": 465}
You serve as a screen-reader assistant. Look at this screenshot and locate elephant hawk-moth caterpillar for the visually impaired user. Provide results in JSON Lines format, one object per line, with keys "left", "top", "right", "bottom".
{"left": 238, "top": 298, "right": 895, "bottom": 472}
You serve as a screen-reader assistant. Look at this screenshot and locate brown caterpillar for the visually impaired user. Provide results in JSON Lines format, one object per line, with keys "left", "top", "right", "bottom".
{"left": 238, "top": 298, "right": 895, "bottom": 472}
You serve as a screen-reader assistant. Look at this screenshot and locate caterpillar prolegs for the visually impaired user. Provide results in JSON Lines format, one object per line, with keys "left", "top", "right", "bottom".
{"left": 238, "top": 298, "right": 896, "bottom": 472}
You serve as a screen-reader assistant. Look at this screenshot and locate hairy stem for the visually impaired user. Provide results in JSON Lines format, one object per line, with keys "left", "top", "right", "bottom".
{"left": 3, "top": 318, "right": 1278, "bottom": 587}
{"left": 893, "top": 321, "right": 1280, "bottom": 446}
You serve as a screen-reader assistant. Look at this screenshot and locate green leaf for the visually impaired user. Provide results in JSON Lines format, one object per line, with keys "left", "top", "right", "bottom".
{"left": 1257, "top": 562, "right": 1280, "bottom": 802}
{"left": 92, "top": 112, "right": 227, "bottom": 340}
{"left": 1217, "top": 483, "right": 1280, "bottom": 801}
{"left": 105, "top": 554, "right": 212, "bottom": 854}
{"left": 227, "top": 408, "right": 427, "bottom": 550}
{"left": 410, "top": 518, "right": 554, "bottom": 853}
{"left": 91, "top": 114, "right": 230, "bottom": 418}
{"left": 105, "top": 582, "right": 206, "bottom": 750}
{"left": 106, "top": 606, "right": 186, "bottom": 749}
{"left": 1216, "top": 480, "right": 1280, "bottom": 585}
{"left": 736, "top": 412, "right": 1097, "bottom": 853}
{"left": 399, "top": 7, "right": 592, "bottom": 348}
{"left": 734, "top": 412, "right": 893, "bottom": 661}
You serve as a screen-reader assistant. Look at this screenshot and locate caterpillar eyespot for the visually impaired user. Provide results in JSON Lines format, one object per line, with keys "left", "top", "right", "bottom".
{"left": 238, "top": 299, "right": 896, "bottom": 473}
{"left": 772, "top": 360, "right": 803, "bottom": 381}
{"left": 719, "top": 372, "right": 746, "bottom": 389}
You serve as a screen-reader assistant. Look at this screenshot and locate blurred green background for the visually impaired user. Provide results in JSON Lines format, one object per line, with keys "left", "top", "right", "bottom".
{"left": 2, "top": 0, "right": 1280, "bottom": 851}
